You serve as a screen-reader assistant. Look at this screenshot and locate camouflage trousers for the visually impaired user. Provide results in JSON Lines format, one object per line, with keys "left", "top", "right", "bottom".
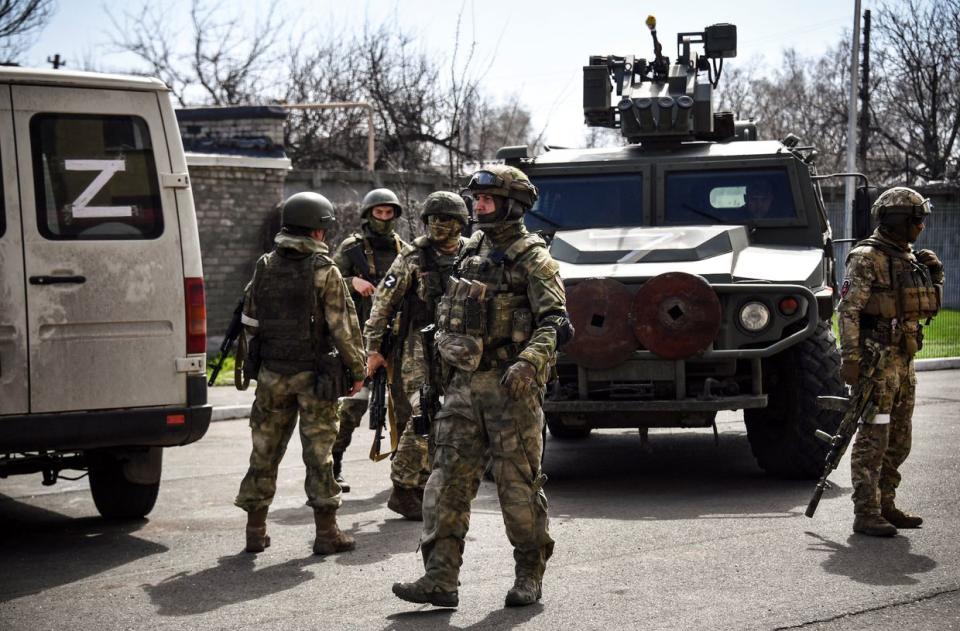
{"left": 391, "top": 335, "right": 430, "bottom": 490}
{"left": 418, "top": 367, "right": 554, "bottom": 592}
{"left": 235, "top": 367, "right": 341, "bottom": 513}
{"left": 850, "top": 348, "right": 915, "bottom": 515}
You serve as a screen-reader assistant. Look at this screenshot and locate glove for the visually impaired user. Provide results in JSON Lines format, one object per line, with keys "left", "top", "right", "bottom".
{"left": 840, "top": 358, "right": 860, "bottom": 386}
{"left": 500, "top": 360, "right": 537, "bottom": 400}
{"left": 915, "top": 249, "right": 944, "bottom": 281}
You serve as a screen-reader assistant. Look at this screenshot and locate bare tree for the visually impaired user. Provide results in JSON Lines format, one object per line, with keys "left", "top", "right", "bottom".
{"left": 109, "top": 0, "right": 286, "bottom": 106}
{"left": 870, "top": 0, "right": 960, "bottom": 182}
{"left": 0, "top": 0, "right": 55, "bottom": 64}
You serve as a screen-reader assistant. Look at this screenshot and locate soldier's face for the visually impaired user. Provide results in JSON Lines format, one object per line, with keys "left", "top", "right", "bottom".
{"left": 474, "top": 194, "right": 497, "bottom": 216}
{"left": 746, "top": 191, "right": 773, "bottom": 217}
{"left": 371, "top": 206, "right": 396, "bottom": 221}
{"left": 908, "top": 217, "right": 924, "bottom": 242}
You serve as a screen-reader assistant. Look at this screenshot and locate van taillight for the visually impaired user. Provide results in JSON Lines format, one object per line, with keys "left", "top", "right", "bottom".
{"left": 185, "top": 277, "right": 207, "bottom": 353}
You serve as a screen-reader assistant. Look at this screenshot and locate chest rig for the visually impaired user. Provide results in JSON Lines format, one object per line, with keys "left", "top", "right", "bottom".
{"left": 436, "top": 232, "right": 543, "bottom": 366}
{"left": 404, "top": 237, "right": 459, "bottom": 335}
{"left": 253, "top": 249, "right": 332, "bottom": 374}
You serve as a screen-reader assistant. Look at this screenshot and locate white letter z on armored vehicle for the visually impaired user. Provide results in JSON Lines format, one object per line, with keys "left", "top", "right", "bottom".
{"left": 0, "top": 67, "right": 211, "bottom": 517}
{"left": 501, "top": 19, "right": 845, "bottom": 477}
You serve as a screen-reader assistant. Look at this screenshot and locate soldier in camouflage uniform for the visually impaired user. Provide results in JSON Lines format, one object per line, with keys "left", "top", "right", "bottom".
{"left": 234, "top": 192, "right": 366, "bottom": 555}
{"left": 837, "top": 187, "right": 943, "bottom": 537}
{"left": 331, "top": 188, "right": 409, "bottom": 491}
{"left": 393, "top": 166, "right": 573, "bottom": 608}
{"left": 364, "top": 191, "right": 469, "bottom": 520}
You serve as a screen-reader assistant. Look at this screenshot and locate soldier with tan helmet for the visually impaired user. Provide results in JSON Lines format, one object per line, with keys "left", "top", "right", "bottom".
{"left": 234, "top": 192, "right": 365, "bottom": 555}
{"left": 331, "top": 188, "right": 409, "bottom": 491}
{"left": 364, "top": 191, "right": 470, "bottom": 520}
{"left": 837, "top": 186, "right": 944, "bottom": 537}
{"left": 392, "top": 166, "right": 573, "bottom": 608}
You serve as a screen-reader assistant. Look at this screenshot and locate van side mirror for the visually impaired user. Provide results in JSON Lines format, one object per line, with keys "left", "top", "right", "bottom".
{"left": 852, "top": 186, "right": 877, "bottom": 241}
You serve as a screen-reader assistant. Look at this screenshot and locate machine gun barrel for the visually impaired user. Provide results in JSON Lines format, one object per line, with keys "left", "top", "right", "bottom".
{"left": 805, "top": 342, "right": 889, "bottom": 518}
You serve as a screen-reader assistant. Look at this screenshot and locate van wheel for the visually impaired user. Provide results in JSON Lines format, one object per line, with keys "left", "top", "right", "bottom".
{"left": 744, "top": 320, "right": 844, "bottom": 479}
{"left": 546, "top": 414, "right": 593, "bottom": 440}
{"left": 88, "top": 451, "right": 161, "bottom": 519}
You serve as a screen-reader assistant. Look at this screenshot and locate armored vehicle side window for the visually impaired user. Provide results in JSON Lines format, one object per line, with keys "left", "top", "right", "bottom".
{"left": 30, "top": 114, "right": 163, "bottom": 240}
{"left": 664, "top": 168, "right": 796, "bottom": 225}
{"left": 527, "top": 173, "right": 643, "bottom": 231}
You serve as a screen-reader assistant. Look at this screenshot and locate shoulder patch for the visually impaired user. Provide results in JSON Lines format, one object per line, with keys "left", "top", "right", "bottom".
{"left": 840, "top": 278, "right": 851, "bottom": 298}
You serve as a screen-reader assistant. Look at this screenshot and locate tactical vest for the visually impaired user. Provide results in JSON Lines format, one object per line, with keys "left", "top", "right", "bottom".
{"left": 343, "top": 232, "right": 403, "bottom": 328}
{"left": 252, "top": 248, "right": 333, "bottom": 374}
{"left": 403, "top": 236, "right": 459, "bottom": 336}
{"left": 852, "top": 238, "right": 940, "bottom": 322}
{"left": 437, "top": 232, "right": 543, "bottom": 366}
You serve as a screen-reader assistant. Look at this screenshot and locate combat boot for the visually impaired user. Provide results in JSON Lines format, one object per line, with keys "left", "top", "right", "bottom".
{"left": 853, "top": 514, "right": 898, "bottom": 537}
{"left": 387, "top": 485, "right": 423, "bottom": 521}
{"left": 505, "top": 575, "right": 542, "bottom": 607}
{"left": 881, "top": 504, "right": 923, "bottom": 528}
{"left": 245, "top": 507, "right": 270, "bottom": 553}
{"left": 312, "top": 508, "right": 356, "bottom": 555}
{"left": 392, "top": 576, "right": 458, "bottom": 608}
{"left": 332, "top": 451, "right": 350, "bottom": 493}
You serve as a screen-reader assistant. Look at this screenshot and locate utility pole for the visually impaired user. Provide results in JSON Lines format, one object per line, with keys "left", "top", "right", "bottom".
{"left": 844, "top": 0, "right": 862, "bottom": 240}
{"left": 46, "top": 54, "right": 65, "bottom": 70}
{"left": 858, "top": 10, "right": 872, "bottom": 174}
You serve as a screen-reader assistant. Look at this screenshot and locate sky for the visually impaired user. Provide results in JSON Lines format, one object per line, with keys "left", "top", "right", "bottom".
{"left": 23, "top": 0, "right": 880, "bottom": 148}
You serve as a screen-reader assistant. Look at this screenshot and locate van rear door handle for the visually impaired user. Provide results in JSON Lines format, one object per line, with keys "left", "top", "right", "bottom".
{"left": 29, "top": 275, "right": 86, "bottom": 285}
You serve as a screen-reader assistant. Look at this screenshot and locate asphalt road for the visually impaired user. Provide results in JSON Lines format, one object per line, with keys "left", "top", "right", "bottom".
{"left": 2, "top": 370, "right": 959, "bottom": 631}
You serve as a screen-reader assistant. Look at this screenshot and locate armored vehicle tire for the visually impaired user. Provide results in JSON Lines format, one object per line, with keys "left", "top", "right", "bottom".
{"left": 744, "top": 320, "right": 844, "bottom": 479}
{"left": 88, "top": 451, "right": 161, "bottom": 519}
{"left": 546, "top": 414, "right": 593, "bottom": 440}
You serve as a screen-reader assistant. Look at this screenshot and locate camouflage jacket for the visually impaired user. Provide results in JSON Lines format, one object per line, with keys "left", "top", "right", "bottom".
{"left": 332, "top": 227, "right": 408, "bottom": 329}
{"left": 837, "top": 228, "right": 943, "bottom": 362}
{"left": 243, "top": 232, "right": 365, "bottom": 379}
{"left": 364, "top": 235, "right": 466, "bottom": 355}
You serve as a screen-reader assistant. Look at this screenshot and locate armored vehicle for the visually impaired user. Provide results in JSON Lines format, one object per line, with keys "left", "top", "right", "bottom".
{"left": 0, "top": 67, "right": 210, "bottom": 517}
{"left": 504, "top": 19, "right": 846, "bottom": 477}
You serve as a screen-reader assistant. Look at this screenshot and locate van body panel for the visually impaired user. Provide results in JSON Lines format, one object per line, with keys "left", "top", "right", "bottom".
{"left": 12, "top": 85, "right": 186, "bottom": 413}
{"left": 0, "top": 85, "right": 29, "bottom": 415}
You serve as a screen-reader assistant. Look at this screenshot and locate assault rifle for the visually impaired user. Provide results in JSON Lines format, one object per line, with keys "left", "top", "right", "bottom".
{"left": 412, "top": 324, "right": 441, "bottom": 436}
{"left": 208, "top": 297, "right": 244, "bottom": 387}
{"left": 805, "top": 339, "right": 891, "bottom": 518}
{"left": 368, "top": 321, "right": 396, "bottom": 461}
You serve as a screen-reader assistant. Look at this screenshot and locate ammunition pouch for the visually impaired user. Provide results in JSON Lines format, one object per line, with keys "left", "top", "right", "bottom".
{"left": 487, "top": 295, "right": 533, "bottom": 344}
{"left": 899, "top": 284, "right": 940, "bottom": 321}
{"left": 314, "top": 352, "right": 349, "bottom": 400}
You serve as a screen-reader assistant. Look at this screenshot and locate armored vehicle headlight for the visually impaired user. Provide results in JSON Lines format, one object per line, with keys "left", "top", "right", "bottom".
{"left": 739, "top": 301, "right": 770, "bottom": 332}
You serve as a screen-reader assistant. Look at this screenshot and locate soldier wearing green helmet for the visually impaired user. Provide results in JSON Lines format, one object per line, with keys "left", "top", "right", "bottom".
{"left": 837, "top": 186, "right": 944, "bottom": 537}
{"left": 234, "top": 191, "right": 365, "bottom": 556}
{"left": 364, "top": 191, "right": 470, "bottom": 519}
{"left": 331, "top": 187, "right": 410, "bottom": 492}
{"left": 393, "top": 166, "right": 573, "bottom": 609}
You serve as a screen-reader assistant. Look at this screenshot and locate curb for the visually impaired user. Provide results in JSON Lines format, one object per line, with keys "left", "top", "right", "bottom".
{"left": 211, "top": 405, "right": 250, "bottom": 422}
{"left": 915, "top": 357, "right": 960, "bottom": 372}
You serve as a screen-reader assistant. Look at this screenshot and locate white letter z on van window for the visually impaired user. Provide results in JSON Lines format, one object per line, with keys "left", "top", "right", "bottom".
{"left": 64, "top": 159, "right": 133, "bottom": 218}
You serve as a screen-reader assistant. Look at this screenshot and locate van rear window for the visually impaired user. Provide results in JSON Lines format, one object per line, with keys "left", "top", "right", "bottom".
{"left": 30, "top": 114, "right": 163, "bottom": 240}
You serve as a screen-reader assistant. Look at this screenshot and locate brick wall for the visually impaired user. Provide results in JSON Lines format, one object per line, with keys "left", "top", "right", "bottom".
{"left": 188, "top": 162, "right": 288, "bottom": 345}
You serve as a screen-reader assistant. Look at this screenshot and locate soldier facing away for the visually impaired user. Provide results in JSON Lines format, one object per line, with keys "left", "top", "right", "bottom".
{"left": 392, "top": 166, "right": 573, "bottom": 608}
{"left": 364, "top": 191, "right": 470, "bottom": 520}
{"left": 331, "top": 188, "right": 409, "bottom": 491}
{"left": 837, "top": 186, "right": 944, "bottom": 537}
{"left": 234, "top": 192, "right": 365, "bottom": 555}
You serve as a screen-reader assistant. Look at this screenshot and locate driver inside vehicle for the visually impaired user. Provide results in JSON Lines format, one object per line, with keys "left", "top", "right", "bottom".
{"left": 744, "top": 180, "right": 775, "bottom": 218}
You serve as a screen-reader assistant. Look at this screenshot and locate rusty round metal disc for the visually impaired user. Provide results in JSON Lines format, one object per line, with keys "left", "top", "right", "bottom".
{"left": 564, "top": 278, "right": 638, "bottom": 370}
{"left": 631, "top": 272, "right": 721, "bottom": 359}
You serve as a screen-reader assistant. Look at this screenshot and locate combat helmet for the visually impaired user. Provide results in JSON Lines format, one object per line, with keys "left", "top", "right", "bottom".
{"left": 466, "top": 165, "right": 538, "bottom": 222}
{"left": 360, "top": 188, "right": 404, "bottom": 218}
{"left": 420, "top": 191, "right": 469, "bottom": 227}
{"left": 281, "top": 192, "right": 336, "bottom": 230}
{"left": 871, "top": 186, "right": 931, "bottom": 226}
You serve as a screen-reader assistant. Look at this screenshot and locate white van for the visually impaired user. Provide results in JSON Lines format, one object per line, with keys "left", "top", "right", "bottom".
{"left": 0, "top": 67, "right": 211, "bottom": 518}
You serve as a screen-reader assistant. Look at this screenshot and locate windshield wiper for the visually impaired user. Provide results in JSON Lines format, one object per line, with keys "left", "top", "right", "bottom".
{"left": 681, "top": 202, "right": 726, "bottom": 223}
